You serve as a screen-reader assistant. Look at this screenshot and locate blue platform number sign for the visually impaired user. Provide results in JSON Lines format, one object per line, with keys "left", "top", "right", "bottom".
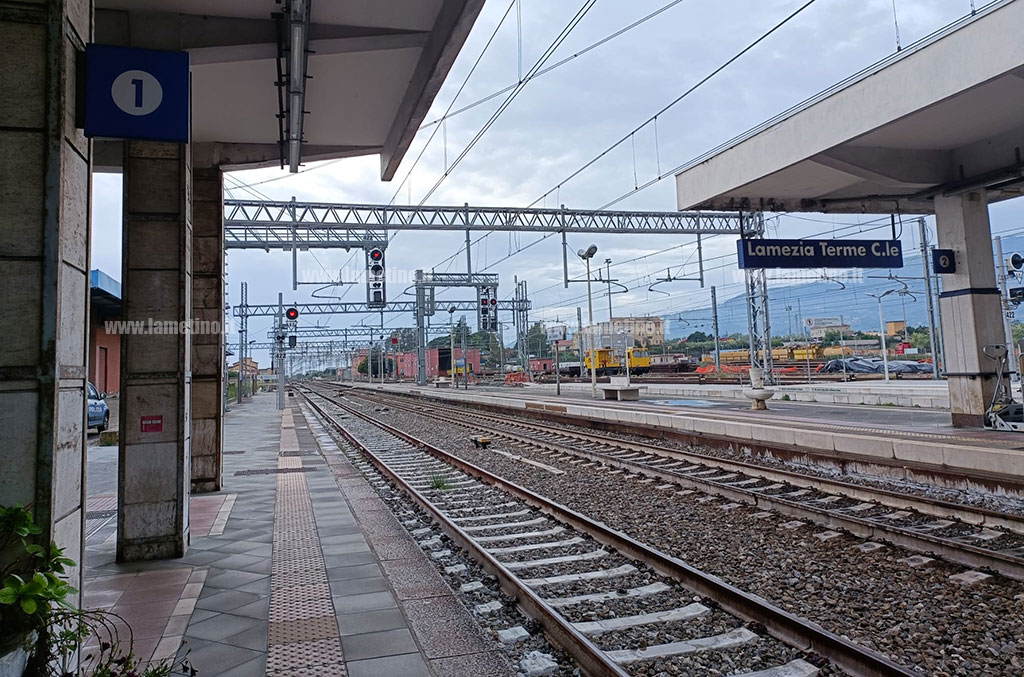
{"left": 932, "top": 249, "right": 956, "bottom": 274}
{"left": 84, "top": 44, "right": 189, "bottom": 143}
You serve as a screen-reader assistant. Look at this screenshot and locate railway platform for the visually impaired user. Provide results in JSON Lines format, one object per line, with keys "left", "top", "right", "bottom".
{"left": 82, "top": 392, "right": 514, "bottom": 676}
{"left": 355, "top": 382, "right": 1024, "bottom": 492}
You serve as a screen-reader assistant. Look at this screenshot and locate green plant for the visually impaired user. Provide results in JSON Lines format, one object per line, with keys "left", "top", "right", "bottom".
{"left": 428, "top": 475, "right": 452, "bottom": 491}
{"left": 780, "top": 394, "right": 791, "bottom": 401}
{"left": 0, "top": 505, "right": 196, "bottom": 676}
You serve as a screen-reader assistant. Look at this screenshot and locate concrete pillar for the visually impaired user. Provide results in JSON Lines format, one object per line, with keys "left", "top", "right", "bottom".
{"left": 0, "top": 0, "right": 93, "bottom": 600}
{"left": 191, "top": 168, "right": 224, "bottom": 492}
{"left": 118, "top": 141, "right": 192, "bottom": 561}
{"left": 934, "top": 191, "right": 1004, "bottom": 427}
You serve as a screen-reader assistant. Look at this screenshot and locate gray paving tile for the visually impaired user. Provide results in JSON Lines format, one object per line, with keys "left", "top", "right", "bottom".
{"left": 323, "top": 552, "right": 378, "bottom": 568}
{"left": 317, "top": 533, "right": 367, "bottom": 546}
{"left": 195, "top": 590, "right": 264, "bottom": 613}
{"left": 220, "top": 623, "right": 269, "bottom": 651}
{"left": 330, "top": 576, "right": 390, "bottom": 597}
{"left": 321, "top": 541, "right": 372, "bottom": 556}
{"left": 216, "top": 656, "right": 268, "bottom": 677}
{"left": 204, "top": 569, "right": 269, "bottom": 591}
{"left": 326, "top": 564, "right": 384, "bottom": 582}
{"left": 177, "top": 637, "right": 263, "bottom": 675}
{"left": 333, "top": 591, "right": 397, "bottom": 614}
{"left": 347, "top": 652, "right": 431, "bottom": 677}
{"left": 213, "top": 553, "right": 267, "bottom": 570}
{"left": 228, "top": 598, "right": 270, "bottom": 620}
{"left": 210, "top": 541, "right": 273, "bottom": 557}
{"left": 186, "top": 613, "right": 263, "bottom": 642}
{"left": 341, "top": 628, "right": 418, "bottom": 661}
{"left": 335, "top": 609, "right": 409, "bottom": 637}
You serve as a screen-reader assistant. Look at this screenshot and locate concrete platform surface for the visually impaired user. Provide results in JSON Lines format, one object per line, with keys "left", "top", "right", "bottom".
{"left": 83, "top": 392, "right": 513, "bottom": 676}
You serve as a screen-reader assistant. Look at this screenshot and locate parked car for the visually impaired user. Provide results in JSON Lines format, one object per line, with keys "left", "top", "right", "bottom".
{"left": 87, "top": 382, "right": 109, "bottom": 432}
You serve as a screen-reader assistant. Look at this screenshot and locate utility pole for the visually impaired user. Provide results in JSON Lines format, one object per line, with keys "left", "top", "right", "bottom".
{"left": 461, "top": 318, "right": 468, "bottom": 389}
{"left": 605, "top": 258, "right": 613, "bottom": 321}
{"left": 276, "top": 292, "right": 285, "bottom": 409}
{"left": 918, "top": 219, "right": 940, "bottom": 378}
{"left": 711, "top": 286, "right": 721, "bottom": 371}
{"left": 995, "top": 236, "right": 1018, "bottom": 381}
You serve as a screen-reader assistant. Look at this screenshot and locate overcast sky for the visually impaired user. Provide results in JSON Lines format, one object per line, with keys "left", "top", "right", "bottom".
{"left": 90, "top": 0, "right": 1024, "bottom": 365}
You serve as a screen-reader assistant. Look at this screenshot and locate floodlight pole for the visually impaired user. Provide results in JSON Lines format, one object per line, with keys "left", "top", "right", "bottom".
{"left": 580, "top": 248, "right": 598, "bottom": 399}
{"left": 877, "top": 293, "right": 891, "bottom": 382}
{"left": 918, "top": 219, "right": 940, "bottom": 379}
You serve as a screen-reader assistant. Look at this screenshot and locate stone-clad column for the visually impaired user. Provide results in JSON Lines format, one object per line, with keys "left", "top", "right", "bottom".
{"left": 935, "top": 191, "right": 1004, "bottom": 427}
{"left": 0, "top": 0, "right": 93, "bottom": 600}
{"left": 191, "top": 168, "right": 224, "bottom": 492}
{"left": 118, "top": 141, "right": 192, "bottom": 561}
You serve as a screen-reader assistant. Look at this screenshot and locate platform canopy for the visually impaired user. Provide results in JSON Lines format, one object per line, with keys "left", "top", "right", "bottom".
{"left": 95, "top": 0, "right": 483, "bottom": 174}
{"left": 674, "top": 0, "right": 1024, "bottom": 215}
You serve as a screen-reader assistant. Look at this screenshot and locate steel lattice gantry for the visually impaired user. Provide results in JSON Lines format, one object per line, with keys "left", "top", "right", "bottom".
{"left": 223, "top": 199, "right": 756, "bottom": 250}
{"left": 279, "top": 326, "right": 449, "bottom": 339}
{"left": 232, "top": 299, "right": 527, "bottom": 317}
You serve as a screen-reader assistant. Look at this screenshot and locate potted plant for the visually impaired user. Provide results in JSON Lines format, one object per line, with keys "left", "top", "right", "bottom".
{"left": 0, "top": 505, "right": 195, "bottom": 677}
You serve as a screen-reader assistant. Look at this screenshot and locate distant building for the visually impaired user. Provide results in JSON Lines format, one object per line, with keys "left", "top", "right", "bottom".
{"left": 229, "top": 357, "right": 259, "bottom": 376}
{"left": 528, "top": 358, "right": 553, "bottom": 373}
{"left": 374, "top": 348, "right": 482, "bottom": 380}
{"left": 810, "top": 324, "right": 851, "bottom": 339}
{"left": 611, "top": 316, "right": 664, "bottom": 345}
{"left": 88, "top": 270, "right": 121, "bottom": 395}
{"left": 885, "top": 320, "right": 907, "bottom": 337}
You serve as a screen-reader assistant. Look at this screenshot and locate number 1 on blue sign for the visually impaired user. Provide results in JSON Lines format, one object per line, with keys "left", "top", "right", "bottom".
{"left": 131, "top": 79, "right": 143, "bottom": 109}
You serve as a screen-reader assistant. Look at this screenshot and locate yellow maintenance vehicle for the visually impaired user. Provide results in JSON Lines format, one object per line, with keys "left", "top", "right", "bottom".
{"left": 584, "top": 346, "right": 651, "bottom": 376}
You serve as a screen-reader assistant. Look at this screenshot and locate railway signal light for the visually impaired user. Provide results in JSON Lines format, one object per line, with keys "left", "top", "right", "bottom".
{"left": 285, "top": 307, "right": 299, "bottom": 320}
{"left": 365, "top": 247, "right": 387, "bottom": 308}
{"left": 478, "top": 286, "right": 498, "bottom": 331}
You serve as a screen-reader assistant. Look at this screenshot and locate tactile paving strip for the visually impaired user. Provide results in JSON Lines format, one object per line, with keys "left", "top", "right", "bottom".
{"left": 266, "top": 638, "right": 346, "bottom": 674}
{"left": 267, "top": 406, "right": 347, "bottom": 675}
{"left": 268, "top": 616, "right": 339, "bottom": 644}
{"left": 235, "top": 467, "right": 320, "bottom": 476}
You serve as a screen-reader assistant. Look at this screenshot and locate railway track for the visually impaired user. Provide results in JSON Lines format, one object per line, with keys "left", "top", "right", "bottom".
{"left": 298, "top": 385, "right": 917, "bottom": 676}
{"left": 338, "top": 386, "right": 1024, "bottom": 582}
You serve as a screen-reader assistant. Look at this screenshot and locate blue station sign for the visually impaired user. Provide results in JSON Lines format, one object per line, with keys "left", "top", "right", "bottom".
{"left": 84, "top": 44, "right": 189, "bottom": 143}
{"left": 736, "top": 238, "right": 903, "bottom": 269}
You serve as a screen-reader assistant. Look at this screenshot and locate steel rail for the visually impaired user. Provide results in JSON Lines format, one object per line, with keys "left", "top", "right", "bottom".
{"left": 357, "top": 387, "right": 1024, "bottom": 531}
{"left": 303, "top": 385, "right": 918, "bottom": 677}
{"left": 350, "top": 388, "right": 1024, "bottom": 581}
{"left": 297, "top": 389, "right": 629, "bottom": 677}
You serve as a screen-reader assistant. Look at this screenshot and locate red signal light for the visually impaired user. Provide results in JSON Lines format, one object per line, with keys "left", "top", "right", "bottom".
{"left": 368, "top": 248, "right": 384, "bottom": 262}
{"left": 490, "top": 298, "right": 497, "bottom": 305}
{"left": 285, "top": 307, "right": 299, "bottom": 320}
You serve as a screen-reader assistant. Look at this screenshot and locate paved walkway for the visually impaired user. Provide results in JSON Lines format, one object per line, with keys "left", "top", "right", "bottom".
{"left": 82, "top": 391, "right": 509, "bottom": 676}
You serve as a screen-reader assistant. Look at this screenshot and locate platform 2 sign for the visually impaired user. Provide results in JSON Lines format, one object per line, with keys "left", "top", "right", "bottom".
{"left": 84, "top": 44, "right": 189, "bottom": 143}
{"left": 736, "top": 239, "right": 903, "bottom": 269}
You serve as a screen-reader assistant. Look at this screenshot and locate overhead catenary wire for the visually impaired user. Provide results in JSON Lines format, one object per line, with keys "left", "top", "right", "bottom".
{"left": 530, "top": 0, "right": 821, "bottom": 209}
{"left": 416, "top": 0, "right": 599, "bottom": 206}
